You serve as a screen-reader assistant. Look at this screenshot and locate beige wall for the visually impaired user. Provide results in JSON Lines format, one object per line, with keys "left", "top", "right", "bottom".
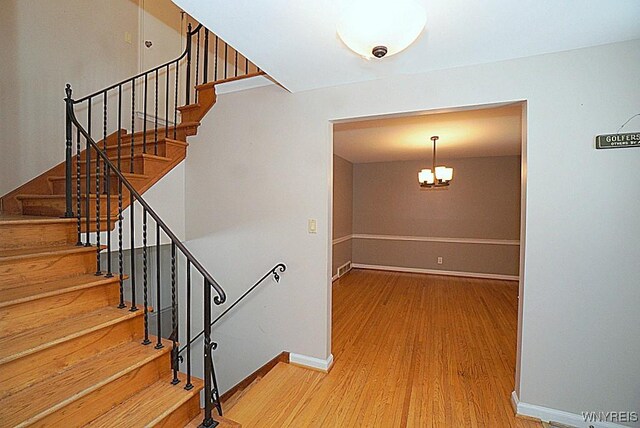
{"left": 184, "top": 40, "right": 640, "bottom": 416}
{"left": 353, "top": 156, "right": 521, "bottom": 238}
{"left": 0, "top": 0, "right": 140, "bottom": 196}
{"left": 332, "top": 155, "right": 353, "bottom": 276}
{"left": 351, "top": 156, "right": 521, "bottom": 277}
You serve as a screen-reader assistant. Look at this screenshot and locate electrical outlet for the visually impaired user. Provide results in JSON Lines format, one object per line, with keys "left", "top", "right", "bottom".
{"left": 437, "top": 257, "right": 443, "bottom": 265}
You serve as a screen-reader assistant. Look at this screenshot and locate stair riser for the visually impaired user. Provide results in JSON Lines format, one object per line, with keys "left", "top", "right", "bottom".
{"left": 77, "top": 141, "right": 169, "bottom": 161}
{"left": 124, "top": 129, "right": 189, "bottom": 145}
{"left": 0, "top": 222, "right": 76, "bottom": 251}
{"left": 49, "top": 175, "right": 147, "bottom": 195}
{"left": 75, "top": 155, "right": 173, "bottom": 177}
{"left": 20, "top": 196, "right": 122, "bottom": 218}
{"left": 0, "top": 250, "right": 98, "bottom": 288}
{"left": 0, "top": 282, "right": 121, "bottom": 337}
{"left": 155, "top": 392, "right": 202, "bottom": 427}
{"left": 36, "top": 352, "right": 170, "bottom": 427}
{"left": 0, "top": 315, "right": 144, "bottom": 400}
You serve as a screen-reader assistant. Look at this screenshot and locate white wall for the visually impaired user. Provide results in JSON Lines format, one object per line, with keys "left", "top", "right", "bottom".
{"left": 185, "top": 39, "right": 640, "bottom": 420}
{"left": 0, "top": 0, "right": 187, "bottom": 246}
{"left": 0, "top": 0, "right": 140, "bottom": 195}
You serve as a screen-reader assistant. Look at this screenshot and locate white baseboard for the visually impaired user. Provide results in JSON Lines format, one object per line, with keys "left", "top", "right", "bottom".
{"left": 289, "top": 353, "right": 334, "bottom": 373}
{"left": 511, "top": 391, "right": 630, "bottom": 428}
{"left": 352, "top": 263, "right": 519, "bottom": 281}
{"left": 331, "top": 273, "right": 339, "bottom": 282}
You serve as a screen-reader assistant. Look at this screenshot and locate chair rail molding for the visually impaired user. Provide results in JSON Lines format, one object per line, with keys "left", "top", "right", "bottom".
{"left": 350, "top": 234, "right": 520, "bottom": 246}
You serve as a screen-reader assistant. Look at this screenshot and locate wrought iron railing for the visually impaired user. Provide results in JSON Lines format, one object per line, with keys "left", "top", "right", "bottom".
{"left": 63, "top": 22, "right": 275, "bottom": 428}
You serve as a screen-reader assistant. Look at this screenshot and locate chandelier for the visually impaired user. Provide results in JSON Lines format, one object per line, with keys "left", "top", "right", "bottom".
{"left": 418, "top": 136, "right": 454, "bottom": 188}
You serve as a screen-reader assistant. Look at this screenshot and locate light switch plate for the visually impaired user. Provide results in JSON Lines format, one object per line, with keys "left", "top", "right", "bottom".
{"left": 308, "top": 219, "right": 317, "bottom": 234}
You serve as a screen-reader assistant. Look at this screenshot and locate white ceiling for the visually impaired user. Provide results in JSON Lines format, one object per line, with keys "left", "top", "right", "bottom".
{"left": 173, "top": 0, "right": 640, "bottom": 93}
{"left": 333, "top": 103, "right": 522, "bottom": 163}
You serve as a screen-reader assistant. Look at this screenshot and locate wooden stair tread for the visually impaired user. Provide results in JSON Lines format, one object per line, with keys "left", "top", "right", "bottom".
{"left": 87, "top": 373, "right": 204, "bottom": 427}
{"left": 0, "top": 338, "right": 171, "bottom": 427}
{"left": 121, "top": 121, "right": 200, "bottom": 138}
{"left": 0, "top": 244, "right": 101, "bottom": 261}
{"left": 0, "top": 273, "right": 123, "bottom": 308}
{"left": 102, "top": 137, "right": 188, "bottom": 151}
{"left": 0, "top": 214, "right": 75, "bottom": 225}
{"left": 196, "top": 71, "right": 266, "bottom": 89}
{"left": 48, "top": 172, "right": 149, "bottom": 181}
{"left": 176, "top": 103, "right": 201, "bottom": 112}
{"left": 75, "top": 152, "right": 172, "bottom": 164}
{"left": 15, "top": 193, "right": 120, "bottom": 200}
{"left": 0, "top": 305, "right": 143, "bottom": 364}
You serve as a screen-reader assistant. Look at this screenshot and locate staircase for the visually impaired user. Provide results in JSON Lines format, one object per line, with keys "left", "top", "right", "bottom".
{"left": 0, "top": 23, "right": 265, "bottom": 428}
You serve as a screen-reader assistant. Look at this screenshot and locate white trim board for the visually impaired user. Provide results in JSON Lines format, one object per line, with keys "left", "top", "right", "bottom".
{"left": 511, "top": 391, "right": 630, "bottom": 428}
{"left": 332, "top": 235, "right": 352, "bottom": 245}
{"left": 352, "top": 264, "right": 519, "bottom": 281}
{"left": 135, "top": 111, "right": 176, "bottom": 127}
{"left": 289, "top": 353, "right": 334, "bottom": 373}
{"left": 353, "top": 234, "right": 520, "bottom": 246}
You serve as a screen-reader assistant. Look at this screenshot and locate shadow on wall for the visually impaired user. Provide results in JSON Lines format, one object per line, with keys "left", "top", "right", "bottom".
{"left": 103, "top": 245, "right": 175, "bottom": 339}
{"left": 0, "top": 2, "right": 20, "bottom": 192}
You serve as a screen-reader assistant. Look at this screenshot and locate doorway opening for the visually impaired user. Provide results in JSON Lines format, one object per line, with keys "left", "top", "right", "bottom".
{"left": 328, "top": 101, "right": 529, "bottom": 425}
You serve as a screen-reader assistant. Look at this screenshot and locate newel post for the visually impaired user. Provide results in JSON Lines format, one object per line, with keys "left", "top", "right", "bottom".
{"left": 64, "top": 84, "right": 74, "bottom": 218}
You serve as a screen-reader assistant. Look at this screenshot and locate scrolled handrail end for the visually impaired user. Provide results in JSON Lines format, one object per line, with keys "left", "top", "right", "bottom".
{"left": 271, "top": 263, "right": 287, "bottom": 283}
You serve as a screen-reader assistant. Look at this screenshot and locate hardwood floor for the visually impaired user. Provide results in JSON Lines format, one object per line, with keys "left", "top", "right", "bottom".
{"left": 226, "top": 269, "right": 540, "bottom": 427}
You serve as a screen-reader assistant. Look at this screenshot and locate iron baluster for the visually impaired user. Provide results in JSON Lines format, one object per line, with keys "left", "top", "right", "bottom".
{"left": 94, "top": 100, "right": 102, "bottom": 276}
{"left": 171, "top": 242, "right": 179, "bottom": 384}
{"left": 131, "top": 77, "right": 136, "bottom": 173}
{"left": 75, "top": 127, "right": 82, "bottom": 246}
{"left": 173, "top": 62, "right": 179, "bottom": 140}
{"left": 245, "top": 57, "right": 249, "bottom": 75}
{"left": 202, "top": 279, "right": 215, "bottom": 427}
{"left": 185, "top": 260, "right": 193, "bottom": 390}
{"left": 129, "top": 191, "right": 138, "bottom": 311}
{"left": 142, "top": 208, "right": 151, "bottom": 345}
{"left": 224, "top": 43, "right": 228, "bottom": 79}
{"left": 64, "top": 85, "right": 74, "bottom": 218}
{"left": 195, "top": 29, "right": 200, "bottom": 95}
{"left": 165, "top": 65, "right": 170, "bottom": 138}
{"left": 210, "top": 353, "right": 223, "bottom": 416}
{"left": 84, "top": 105, "right": 91, "bottom": 246}
{"left": 143, "top": 74, "right": 148, "bottom": 154}
{"left": 203, "top": 29, "right": 209, "bottom": 83}
{"left": 234, "top": 49, "right": 238, "bottom": 77}
{"left": 155, "top": 223, "right": 163, "bottom": 349}
{"left": 154, "top": 69, "right": 159, "bottom": 155}
{"left": 104, "top": 91, "right": 113, "bottom": 277}
{"left": 117, "top": 85, "right": 125, "bottom": 308}
{"left": 214, "top": 35, "right": 218, "bottom": 81}
{"left": 185, "top": 23, "right": 192, "bottom": 105}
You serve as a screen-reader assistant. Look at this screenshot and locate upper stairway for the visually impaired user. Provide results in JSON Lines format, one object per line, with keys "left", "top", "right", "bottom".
{"left": 0, "top": 22, "right": 268, "bottom": 428}
{"left": 1, "top": 25, "right": 264, "bottom": 220}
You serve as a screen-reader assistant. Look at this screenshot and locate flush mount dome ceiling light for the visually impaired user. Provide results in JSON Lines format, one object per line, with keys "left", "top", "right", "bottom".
{"left": 337, "top": 0, "right": 427, "bottom": 59}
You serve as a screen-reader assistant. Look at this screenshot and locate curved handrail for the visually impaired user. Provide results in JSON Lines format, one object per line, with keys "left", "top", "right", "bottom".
{"left": 73, "top": 24, "right": 203, "bottom": 104}
{"left": 66, "top": 95, "right": 226, "bottom": 304}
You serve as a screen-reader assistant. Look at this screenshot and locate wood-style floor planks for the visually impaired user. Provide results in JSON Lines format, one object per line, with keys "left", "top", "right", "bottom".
{"left": 226, "top": 269, "right": 541, "bottom": 427}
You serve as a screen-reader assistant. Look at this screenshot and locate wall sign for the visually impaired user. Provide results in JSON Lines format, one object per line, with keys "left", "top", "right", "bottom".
{"left": 595, "top": 132, "right": 640, "bottom": 149}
